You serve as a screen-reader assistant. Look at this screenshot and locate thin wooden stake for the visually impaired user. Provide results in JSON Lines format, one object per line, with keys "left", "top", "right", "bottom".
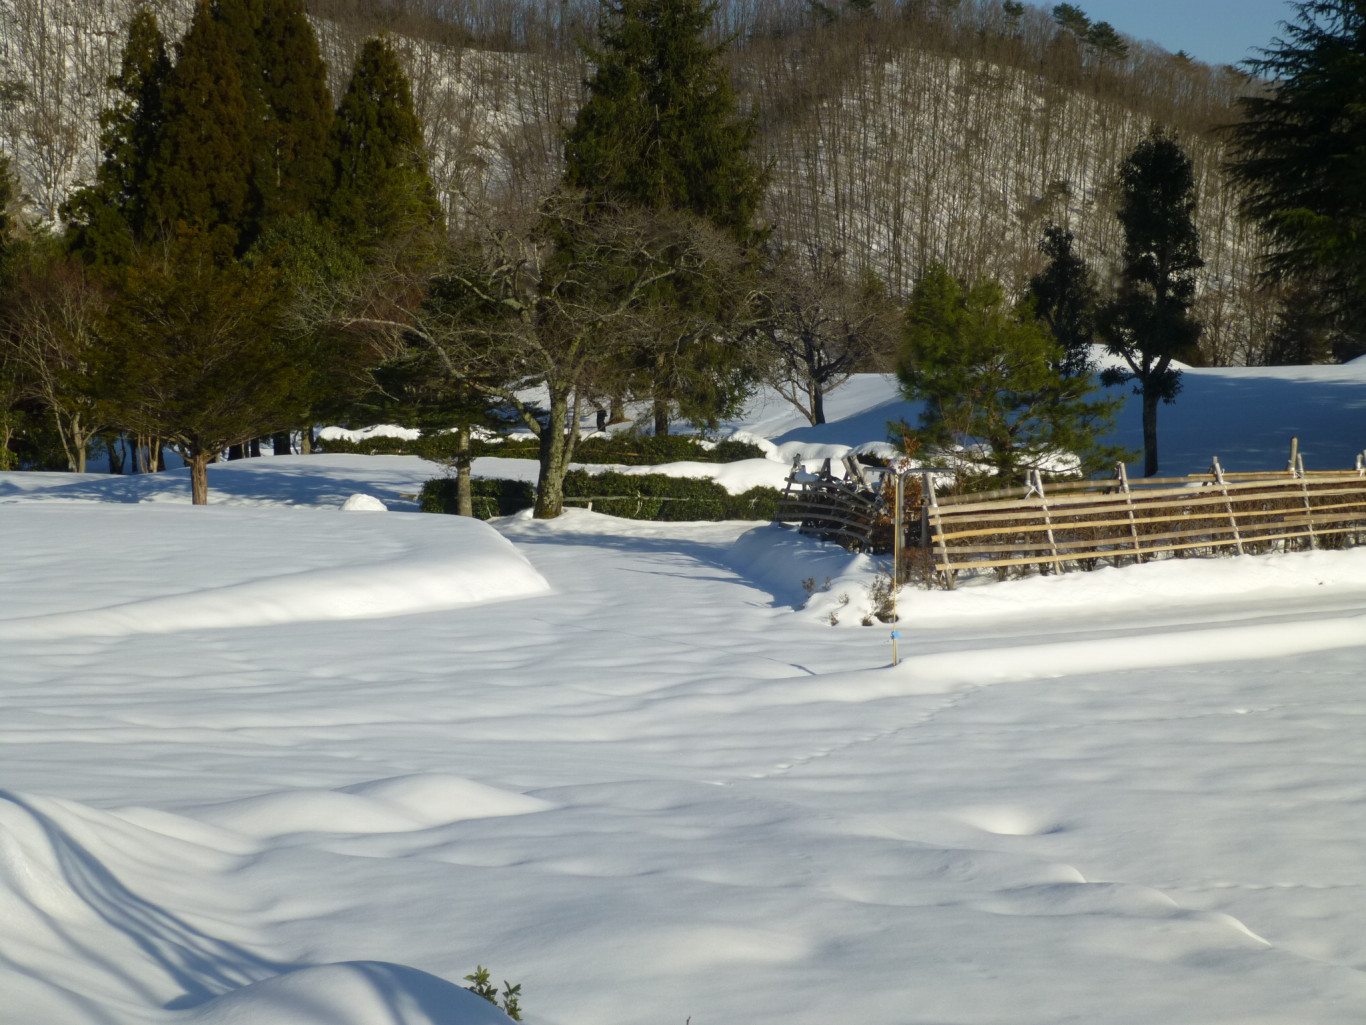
{"left": 1288, "top": 436, "right": 1299, "bottom": 475}
{"left": 1212, "top": 456, "right": 1244, "bottom": 555}
{"left": 1117, "top": 462, "right": 1143, "bottom": 563}
{"left": 1032, "top": 470, "right": 1065, "bottom": 573}
{"left": 1298, "top": 453, "right": 1317, "bottom": 549}
{"left": 925, "top": 470, "right": 955, "bottom": 590}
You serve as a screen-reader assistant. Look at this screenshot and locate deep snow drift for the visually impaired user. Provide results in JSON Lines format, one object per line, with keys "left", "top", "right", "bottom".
{"left": 3, "top": 366, "right": 1366, "bottom": 1025}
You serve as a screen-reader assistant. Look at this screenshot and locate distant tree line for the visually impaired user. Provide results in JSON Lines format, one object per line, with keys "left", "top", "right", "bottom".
{"left": 1, "top": 0, "right": 1360, "bottom": 493}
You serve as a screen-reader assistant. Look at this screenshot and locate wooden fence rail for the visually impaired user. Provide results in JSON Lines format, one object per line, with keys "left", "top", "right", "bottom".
{"left": 778, "top": 448, "right": 1366, "bottom": 590}
{"left": 926, "top": 467, "right": 1366, "bottom": 587}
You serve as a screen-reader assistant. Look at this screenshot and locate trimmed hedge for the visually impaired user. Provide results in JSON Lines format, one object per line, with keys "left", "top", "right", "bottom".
{"left": 421, "top": 471, "right": 782, "bottom": 522}
{"left": 319, "top": 431, "right": 766, "bottom": 465}
{"left": 420, "top": 477, "right": 535, "bottom": 519}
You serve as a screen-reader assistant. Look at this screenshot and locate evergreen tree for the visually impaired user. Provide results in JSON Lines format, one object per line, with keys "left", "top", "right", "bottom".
{"left": 147, "top": 0, "right": 253, "bottom": 258}
{"left": 1051, "top": 3, "right": 1090, "bottom": 36}
{"left": 564, "top": 0, "right": 766, "bottom": 242}
{"left": 328, "top": 36, "right": 442, "bottom": 258}
{"left": 96, "top": 236, "right": 304, "bottom": 503}
{"left": 1262, "top": 282, "right": 1337, "bottom": 365}
{"left": 1226, "top": 0, "right": 1366, "bottom": 327}
{"left": 63, "top": 8, "right": 171, "bottom": 264}
{"left": 897, "top": 264, "right": 1126, "bottom": 485}
{"left": 214, "top": 0, "right": 334, "bottom": 239}
{"left": 1098, "top": 127, "right": 1203, "bottom": 478}
{"left": 562, "top": 0, "right": 768, "bottom": 434}
{"left": 1026, "top": 224, "right": 1097, "bottom": 378}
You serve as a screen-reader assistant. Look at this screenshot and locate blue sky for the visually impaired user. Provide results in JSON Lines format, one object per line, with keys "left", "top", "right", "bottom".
{"left": 1067, "top": 0, "right": 1296, "bottom": 68}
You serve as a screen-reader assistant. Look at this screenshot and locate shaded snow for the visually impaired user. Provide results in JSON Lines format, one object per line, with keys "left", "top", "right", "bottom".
{"left": 3, "top": 369, "right": 1366, "bottom": 1025}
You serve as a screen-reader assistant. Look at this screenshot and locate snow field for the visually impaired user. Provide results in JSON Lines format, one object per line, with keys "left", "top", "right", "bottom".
{"left": 3, "top": 368, "right": 1366, "bottom": 1024}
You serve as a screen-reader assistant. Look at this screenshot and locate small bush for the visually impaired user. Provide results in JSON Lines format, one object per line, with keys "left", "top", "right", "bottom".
{"left": 420, "top": 477, "right": 535, "bottom": 518}
{"left": 465, "top": 966, "right": 522, "bottom": 1021}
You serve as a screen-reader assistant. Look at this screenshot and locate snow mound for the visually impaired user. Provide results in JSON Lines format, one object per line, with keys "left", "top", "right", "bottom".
{"left": 0, "top": 507, "right": 549, "bottom": 639}
{"left": 178, "top": 962, "right": 514, "bottom": 1025}
{"left": 341, "top": 494, "right": 388, "bottom": 511}
{"left": 194, "top": 775, "right": 553, "bottom": 838}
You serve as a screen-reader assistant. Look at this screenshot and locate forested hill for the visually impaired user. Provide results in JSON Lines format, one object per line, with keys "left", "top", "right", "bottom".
{"left": 0, "top": 0, "right": 1271, "bottom": 363}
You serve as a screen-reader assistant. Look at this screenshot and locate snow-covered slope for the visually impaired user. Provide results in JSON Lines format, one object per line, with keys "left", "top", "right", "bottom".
{"left": 3, "top": 368, "right": 1366, "bottom": 1025}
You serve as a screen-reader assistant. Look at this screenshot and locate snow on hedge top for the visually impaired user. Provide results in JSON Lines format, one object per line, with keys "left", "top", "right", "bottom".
{"left": 0, "top": 504, "right": 549, "bottom": 640}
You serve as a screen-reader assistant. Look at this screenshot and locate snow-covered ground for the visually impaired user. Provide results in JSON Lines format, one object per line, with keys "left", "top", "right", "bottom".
{"left": 4, "top": 367, "right": 1366, "bottom": 1025}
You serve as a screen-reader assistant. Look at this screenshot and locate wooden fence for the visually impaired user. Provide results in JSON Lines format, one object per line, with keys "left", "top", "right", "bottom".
{"left": 779, "top": 450, "right": 1366, "bottom": 590}
{"left": 925, "top": 459, "right": 1366, "bottom": 588}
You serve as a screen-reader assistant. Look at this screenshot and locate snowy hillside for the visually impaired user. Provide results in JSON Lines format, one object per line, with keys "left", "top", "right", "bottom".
{"left": 3, "top": 367, "right": 1366, "bottom": 1025}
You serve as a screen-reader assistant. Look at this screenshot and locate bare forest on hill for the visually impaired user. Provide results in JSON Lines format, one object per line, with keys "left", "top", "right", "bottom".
{"left": 0, "top": 0, "right": 1275, "bottom": 364}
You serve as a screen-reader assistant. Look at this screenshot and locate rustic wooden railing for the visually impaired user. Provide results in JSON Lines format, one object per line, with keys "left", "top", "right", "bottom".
{"left": 926, "top": 458, "right": 1366, "bottom": 588}
{"left": 778, "top": 447, "right": 1366, "bottom": 590}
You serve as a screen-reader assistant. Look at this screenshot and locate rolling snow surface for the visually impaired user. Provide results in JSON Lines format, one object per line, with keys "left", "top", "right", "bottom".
{"left": 3, "top": 368, "right": 1366, "bottom": 1025}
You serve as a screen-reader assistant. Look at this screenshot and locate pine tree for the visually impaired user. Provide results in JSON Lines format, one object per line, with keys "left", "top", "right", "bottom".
{"left": 327, "top": 36, "right": 442, "bottom": 258}
{"left": 1099, "top": 127, "right": 1203, "bottom": 478}
{"left": 897, "top": 264, "right": 1126, "bottom": 485}
{"left": 147, "top": 0, "right": 253, "bottom": 258}
{"left": 564, "top": 0, "right": 766, "bottom": 243}
{"left": 1226, "top": 0, "right": 1366, "bottom": 328}
{"left": 1026, "top": 224, "right": 1097, "bottom": 378}
{"left": 214, "top": 0, "right": 334, "bottom": 240}
{"left": 63, "top": 8, "right": 171, "bottom": 264}
{"left": 562, "top": 0, "right": 767, "bottom": 434}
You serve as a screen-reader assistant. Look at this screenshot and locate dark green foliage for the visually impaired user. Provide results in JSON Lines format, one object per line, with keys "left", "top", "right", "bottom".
{"left": 147, "top": 1, "right": 252, "bottom": 258}
{"left": 898, "top": 265, "right": 1128, "bottom": 483}
{"left": 1262, "top": 283, "right": 1337, "bottom": 365}
{"left": 1051, "top": 3, "right": 1090, "bottom": 35}
{"left": 94, "top": 236, "right": 307, "bottom": 501}
{"left": 1026, "top": 224, "right": 1097, "bottom": 378}
{"left": 562, "top": 0, "right": 768, "bottom": 435}
{"left": 564, "top": 0, "right": 767, "bottom": 243}
{"left": 1098, "top": 127, "right": 1203, "bottom": 477}
{"left": 1085, "top": 21, "right": 1128, "bottom": 60}
{"left": 215, "top": 0, "right": 335, "bottom": 242}
{"left": 421, "top": 476, "right": 536, "bottom": 518}
{"left": 562, "top": 470, "right": 780, "bottom": 520}
{"left": 421, "top": 470, "right": 779, "bottom": 520}
{"left": 1002, "top": 1, "right": 1025, "bottom": 17}
{"left": 63, "top": 8, "right": 171, "bottom": 264}
{"left": 328, "top": 36, "right": 442, "bottom": 257}
{"left": 1226, "top": 0, "right": 1366, "bottom": 327}
{"left": 323, "top": 431, "right": 764, "bottom": 463}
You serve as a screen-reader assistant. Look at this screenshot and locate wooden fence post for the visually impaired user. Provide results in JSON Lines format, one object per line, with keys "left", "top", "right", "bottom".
{"left": 924, "top": 470, "right": 955, "bottom": 590}
{"left": 1297, "top": 453, "right": 1317, "bottom": 549}
{"left": 1117, "top": 462, "right": 1143, "bottom": 563}
{"left": 1030, "top": 470, "right": 1065, "bottom": 574}
{"left": 1211, "top": 457, "right": 1245, "bottom": 556}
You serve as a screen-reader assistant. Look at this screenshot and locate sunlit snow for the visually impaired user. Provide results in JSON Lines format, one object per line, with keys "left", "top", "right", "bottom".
{"left": 3, "top": 368, "right": 1366, "bottom": 1025}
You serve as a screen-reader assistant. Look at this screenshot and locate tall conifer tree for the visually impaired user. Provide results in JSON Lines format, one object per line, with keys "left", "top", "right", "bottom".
{"left": 327, "top": 36, "right": 442, "bottom": 257}
{"left": 214, "top": 0, "right": 334, "bottom": 239}
{"left": 564, "top": 0, "right": 765, "bottom": 243}
{"left": 63, "top": 9, "right": 171, "bottom": 264}
{"left": 1099, "top": 127, "right": 1203, "bottom": 477}
{"left": 563, "top": 0, "right": 767, "bottom": 433}
{"left": 148, "top": 0, "right": 252, "bottom": 257}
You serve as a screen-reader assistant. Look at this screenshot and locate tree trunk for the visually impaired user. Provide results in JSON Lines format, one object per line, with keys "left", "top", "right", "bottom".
{"left": 534, "top": 391, "right": 569, "bottom": 518}
{"left": 249, "top": 437, "right": 262, "bottom": 458}
{"left": 273, "top": 432, "right": 291, "bottom": 456}
{"left": 228, "top": 443, "right": 245, "bottom": 460}
{"left": 609, "top": 394, "right": 626, "bottom": 424}
{"left": 1142, "top": 386, "right": 1160, "bottom": 477}
{"left": 300, "top": 425, "right": 313, "bottom": 454}
{"left": 456, "top": 423, "right": 474, "bottom": 517}
{"left": 811, "top": 383, "right": 827, "bottom": 425}
{"left": 653, "top": 397, "right": 670, "bottom": 437}
{"left": 190, "top": 451, "right": 211, "bottom": 505}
